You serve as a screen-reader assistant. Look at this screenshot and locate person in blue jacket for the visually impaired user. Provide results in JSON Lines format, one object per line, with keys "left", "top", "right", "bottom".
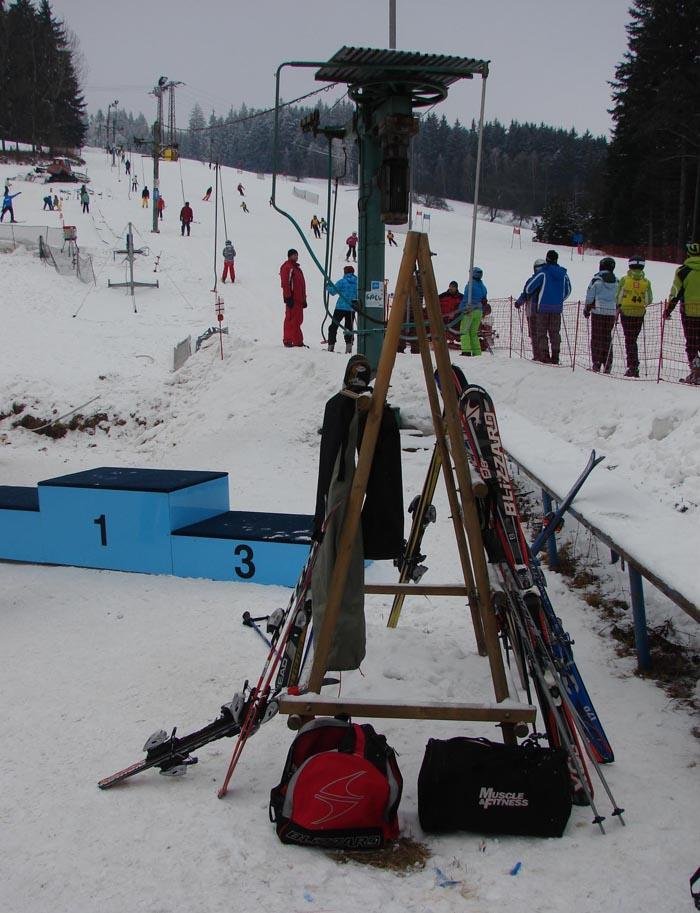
{"left": 459, "top": 266, "right": 488, "bottom": 356}
{"left": 583, "top": 256, "right": 619, "bottom": 373}
{"left": 523, "top": 249, "right": 571, "bottom": 363}
{"left": 1, "top": 189, "right": 21, "bottom": 222}
{"left": 326, "top": 265, "right": 358, "bottom": 353}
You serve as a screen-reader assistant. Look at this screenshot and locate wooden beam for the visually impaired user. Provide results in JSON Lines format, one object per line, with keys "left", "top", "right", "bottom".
{"left": 366, "top": 583, "right": 471, "bottom": 596}
{"left": 278, "top": 694, "right": 537, "bottom": 727}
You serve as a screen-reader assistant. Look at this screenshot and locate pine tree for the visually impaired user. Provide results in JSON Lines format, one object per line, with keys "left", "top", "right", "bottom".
{"left": 596, "top": 0, "right": 700, "bottom": 255}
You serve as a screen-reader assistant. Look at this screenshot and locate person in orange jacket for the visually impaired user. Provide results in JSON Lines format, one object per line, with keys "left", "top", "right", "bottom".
{"left": 280, "top": 248, "right": 307, "bottom": 347}
{"left": 156, "top": 195, "right": 165, "bottom": 221}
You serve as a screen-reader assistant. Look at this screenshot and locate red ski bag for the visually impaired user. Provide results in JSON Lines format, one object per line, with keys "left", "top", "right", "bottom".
{"left": 269, "top": 717, "right": 402, "bottom": 850}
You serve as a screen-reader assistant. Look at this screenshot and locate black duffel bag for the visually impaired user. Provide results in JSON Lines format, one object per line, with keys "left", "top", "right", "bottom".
{"left": 418, "top": 736, "right": 572, "bottom": 838}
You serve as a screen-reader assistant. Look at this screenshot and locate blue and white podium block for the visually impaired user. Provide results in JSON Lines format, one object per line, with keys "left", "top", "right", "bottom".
{"left": 0, "top": 467, "right": 314, "bottom": 586}
{"left": 38, "top": 467, "right": 229, "bottom": 574}
{"left": 0, "top": 486, "right": 42, "bottom": 562}
{"left": 172, "top": 511, "right": 313, "bottom": 587}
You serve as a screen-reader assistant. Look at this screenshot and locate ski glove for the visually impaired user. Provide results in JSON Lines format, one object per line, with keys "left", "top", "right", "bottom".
{"left": 664, "top": 300, "right": 676, "bottom": 319}
{"left": 284, "top": 297, "right": 293, "bottom": 307}
{"left": 583, "top": 304, "right": 592, "bottom": 318}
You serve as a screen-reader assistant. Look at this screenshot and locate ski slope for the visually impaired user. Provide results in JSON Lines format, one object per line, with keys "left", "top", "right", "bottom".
{"left": 0, "top": 149, "right": 698, "bottom": 913}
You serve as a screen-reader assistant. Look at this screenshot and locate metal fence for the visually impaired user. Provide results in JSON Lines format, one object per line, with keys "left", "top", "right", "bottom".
{"left": 38, "top": 235, "right": 95, "bottom": 285}
{"left": 486, "top": 298, "right": 691, "bottom": 384}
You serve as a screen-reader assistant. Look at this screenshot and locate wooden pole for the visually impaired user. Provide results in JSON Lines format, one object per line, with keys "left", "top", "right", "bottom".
{"left": 307, "top": 232, "right": 420, "bottom": 693}
{"left": 416, "top": 234, "right": 511, "bottom": 711}
{"left": 411, "top": 278, "right": 487, "bottom": 655}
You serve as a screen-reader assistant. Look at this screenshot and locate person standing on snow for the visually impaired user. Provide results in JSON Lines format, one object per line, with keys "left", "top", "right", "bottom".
{"left": 387, "top": 229, "right": 398, "bottom": 247}
{"left": 280, "top": 248, "right": 307, "bottom": 347}
{"left": 42, "top": 194, "right": 54, "bottom": 211}
{"left": 125, "top": 159, "right": 131, "bottom": 176}
{"left": 320, "top": 217, "right": 327, "bottom": 234}
{"left": 180, "top": 201, "right": 194, "bottom": 236}
{"left": 141, "top": 186, "right": 150, "bottom": 208}
{"left": 665, "top": 241, "right": 700, "bottom": 384}
{"left": 1, "top": 189, "right": 21, "bottom": 222}
{"left": 524, "top": 249, "right": 572, "bottom": 364}
{"left": 583, "top": 256, "right": 619, "bottom": 373}
{"left": 156, "top": 195, "right": 165, "bottom": 221}
{"left": 131, "top": 175, "right": 138, "bottom": 193}
{"left": 515, "top": 258, "right": 547, "bottom": 355}
{"left": 80, "top": 184, "right": 90, "bottom": 214}
{"left": 326, "top": 265, "right": 358, "bottom": 353}
{"left": 345, "top": 231, "right": 358, "bottom": 262}
{"left": 310, "top": 215, "right": 321, "bottom": 239}
{"left": 438, "top": 280, "right": 463, "bottom": 345}
{"left": 616, "top": 255, "right": 652, "bottom": 377}
{"left": 222, "top": 240, "right": 236, "bottom": 283}
{"left": 459, "top": 267, "right": 488, "bottom": 357}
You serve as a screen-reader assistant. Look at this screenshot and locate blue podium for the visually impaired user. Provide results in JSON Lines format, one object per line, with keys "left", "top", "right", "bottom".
{"left": 38, "top": 467, "right": 229, "bottom": 574}
{"left": 0, "top": 486, "right": 42, "bottom": 562}
{"left": 172, "top": 511, "right": 313, "bottom": 586}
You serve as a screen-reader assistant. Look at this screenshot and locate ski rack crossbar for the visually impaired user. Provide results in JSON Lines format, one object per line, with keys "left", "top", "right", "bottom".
{"left": 278, "top": 695, "right": 536, "bottom": 730}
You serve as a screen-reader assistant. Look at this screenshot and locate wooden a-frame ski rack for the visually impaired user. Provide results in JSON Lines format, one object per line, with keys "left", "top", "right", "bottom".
{"left": 279, "top": 232, "right": 535, "bottom": 743}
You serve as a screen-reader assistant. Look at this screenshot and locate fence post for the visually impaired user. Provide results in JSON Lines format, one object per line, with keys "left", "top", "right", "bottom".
{"left": 656, "top": 301, "right": 666, "bottom": 384}
{"left": 628, "top": 565, "right": 651, "bottom": 671}
{"left": 509, "top": 296, "right": 513, "bottom": 359}
{"left": 541, "top": 490, "right": 559, "bottom": 570}
{"left": 572, "top": 300, "right": 581, "bottom": 371}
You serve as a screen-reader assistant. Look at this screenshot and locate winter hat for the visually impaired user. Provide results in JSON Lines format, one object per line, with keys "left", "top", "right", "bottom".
{"left": 599, "top": 256, "right": 616, "bottom": 272}
{"left": 628, "top": 255, "right": 645, "bottom": 269}
{"left": 471, "top": 266, "right": 483, "bottom": 280}
{"left": 687, "top": 241, "right": 699, "bottom": 256}
{"left": 287, "top": 248, "right": 298, "bottom": 257}
{"left": 343, "top": 354, "right": 371, "bottom": 392}
{"left": 533, "top": 258, "right": 546, "bottom": 269}
{"left": 344, "top": 265, "right": 355, "bottom": 274}
{"left": 545, "top": 249, "right": 558, "bottom": 263}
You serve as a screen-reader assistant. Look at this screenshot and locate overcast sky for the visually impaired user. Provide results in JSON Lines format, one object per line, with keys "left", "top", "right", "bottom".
{"left": 51, "top": 0, "right": 632, "bottom": 138}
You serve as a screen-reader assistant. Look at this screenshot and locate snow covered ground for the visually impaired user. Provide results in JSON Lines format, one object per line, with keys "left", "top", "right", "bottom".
{"left": 1, "top": 149, "right": 698, "bottom": 913}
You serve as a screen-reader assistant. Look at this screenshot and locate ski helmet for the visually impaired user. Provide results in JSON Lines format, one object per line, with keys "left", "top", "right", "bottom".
{"left": 343, "top": 354, "right": 371, "bottom": 392}
{"left": 533, "top": 258, "right": 546, "bottom": 269}
{"left": 628, "top": 255, "right": 645, "bottom": 269}
{"left": 687, "top": 241, "right": 699, "bottom": 256}
{"left": 546, "top": 249, "right": 559, "bottom": 264}
{"left": 599, "top": 256, "right": 616, "bottom": 272}
{"left": 471, "top": 266, "right": 483, "bottom": 280}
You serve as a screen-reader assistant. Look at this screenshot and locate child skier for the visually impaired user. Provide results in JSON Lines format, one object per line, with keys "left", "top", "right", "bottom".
{"left": 326, "top": 265, "right": 358, "bottom": 353}
{"left": 459, "top": 267, "right": 488, "bottom": 357}
{"left": 616, "top": 255, "right": 652, "bottom": 377}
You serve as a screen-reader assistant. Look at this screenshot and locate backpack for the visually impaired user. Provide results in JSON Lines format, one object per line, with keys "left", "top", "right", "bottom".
{"left": 269, "top": 717, "right": 403, "bottom": 850}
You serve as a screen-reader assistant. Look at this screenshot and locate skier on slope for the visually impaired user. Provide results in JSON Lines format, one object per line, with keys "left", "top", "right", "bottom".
{"left": 326, "top": 265, "right": 358, "bottom": 353}
{"left": 515, "top": 258, "right": 547, "bottom": 354}
{"left": 280, "top": 248, "right": 307, "bottom": 347}
{"left": 665, "top": 241, "right": 700, "bottom": 384}
{"left": 203, "top": 186, "right": 212, "bottom": 202}
{"left": 583, "top": 257, "right": 619, "bottom": 373}
{"left": 80, "top": 185, "right": 90, "bottom": 214}
{"left": 1, "top": 188, "right": 20, "bottom": 222}
{"left": 237, "top": 183, "right": 245, "bottom": 196}
{"left": 310, "top": 215, "right": 321, "bottom": 239}
{"left": 616, "top": 255, "right": 652, "bottom": 378}
{"left": 345, "top": 231, "right": 358, "bottom": 262}
{"left": 458, "top": 267, "right": 488, "bottom": 357}
{"left": 156, "top": 194, "right": 165, "bottom": 221}
{"left": 222, "top": 240, "right": 236, "bottom": 283}
{"left": 141, "top": 186, "right": 150, "bottom": 208}
{"left": 523, "top": 249, "right": 572, "bottom": 364}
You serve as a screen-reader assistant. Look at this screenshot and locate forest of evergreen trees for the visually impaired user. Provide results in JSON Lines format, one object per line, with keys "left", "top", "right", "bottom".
{"left": 0, "top": 0, "right": 86, "bottom": 151}
{"left": 85, "top": 98, "right": 608, "bottom": 232}
{"left": 67, "top": 0, "right": 700, "bottom": 260}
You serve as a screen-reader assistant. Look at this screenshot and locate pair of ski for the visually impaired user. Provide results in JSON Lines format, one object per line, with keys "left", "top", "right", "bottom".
{"left": 98, "top": 537, "right": 321, "bottom": 792}
{"left": 450, "top": 367, "right": 622, "bottom": 829}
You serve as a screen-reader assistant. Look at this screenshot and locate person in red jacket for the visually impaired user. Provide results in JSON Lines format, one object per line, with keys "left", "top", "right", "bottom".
{"left": 438, "top": 280, "right": 462, "bottom": 346}
{"left": 156, "top": 195, "right": 165, "bottom": 221}
{"left": 280, "top": 248, "right": 307, "bottom": 347}
{"left": 180, "top": 201, "right": 193, "bottom": 236}
{"left": 345, "top": 231, "right": 358, "bottom": 262}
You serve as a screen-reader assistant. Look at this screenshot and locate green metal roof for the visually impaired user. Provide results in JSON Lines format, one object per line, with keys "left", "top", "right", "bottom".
{"left": 315, "top": 46, "right": 489, "bottom": 86}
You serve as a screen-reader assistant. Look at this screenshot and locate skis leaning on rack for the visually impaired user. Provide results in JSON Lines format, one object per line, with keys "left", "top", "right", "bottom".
{"left": 448, "top": 365, "right": 623, "bottom": 831}
{"left": 98, "top": 536, "right": 323, "bottom": 791}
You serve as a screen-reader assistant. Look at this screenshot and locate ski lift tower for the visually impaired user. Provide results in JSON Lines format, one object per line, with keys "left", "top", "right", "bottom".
{"left": 312, "top": 47, "right": 490, "bottom": 370}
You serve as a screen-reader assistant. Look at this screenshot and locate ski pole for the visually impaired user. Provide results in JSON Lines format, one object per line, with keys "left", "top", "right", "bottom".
{"left": 242, "top": 612, "right": 272, "bottom": 648}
